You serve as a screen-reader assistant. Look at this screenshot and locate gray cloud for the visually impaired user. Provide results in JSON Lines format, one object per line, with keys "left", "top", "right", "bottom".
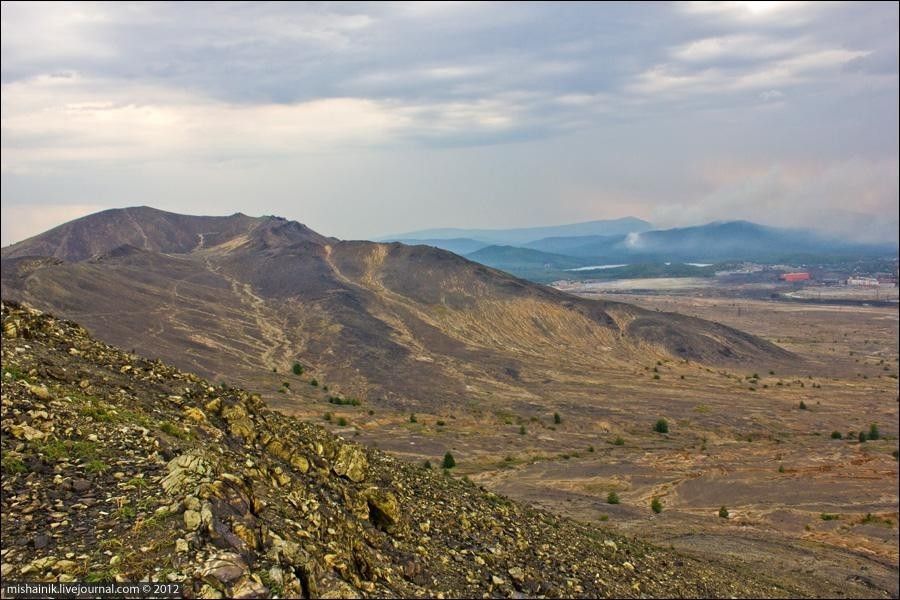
{"left": 2, "top": 1, "right": 897, "bottom": 245}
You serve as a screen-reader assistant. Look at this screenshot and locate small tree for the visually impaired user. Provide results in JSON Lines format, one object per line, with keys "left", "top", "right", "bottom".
{"left": 719, "top": 506, "right": 729, "bottom": 519}
{"left": 553, "top": 412, "right": 562, "bottom": 425}
{"left": 606, "top": 491, "right": 620, "bottom": 504}
{"left": 442, "top": 452, "right": 456, "bottom": 469}
{"left": 654, "top": 419, "right": 669, "bottom": 434}
{"left": 651, "top": 497, "right": 663, "bottom": 514}
{"left": 799, "top": 400, "right": 807, "bottom": 410}
{"left": 868, "top": 424, "right": 880, "bottom": 440}
{"left": 858, "top": 431, "right": 867, "bottom": 443}
{"left": 292, "top": 362, "right": 303, "bottom": 375}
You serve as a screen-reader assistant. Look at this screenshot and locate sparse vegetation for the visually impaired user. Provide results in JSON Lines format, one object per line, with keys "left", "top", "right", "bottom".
{"left": 820, "top": 513, "right": 839, "bottom": 521}
{"left": 613, "top": 436, "right": 625, "bottom": 446}
{"left": 719, "top": 506, "right": 729, "bottom": 519}
{"left": 606, "top": 491, "right": 620, "bottom": 505}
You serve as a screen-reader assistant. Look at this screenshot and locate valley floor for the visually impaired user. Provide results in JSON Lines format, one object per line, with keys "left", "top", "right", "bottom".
{"left": 285, "top": 295, "right": 899, "bottom": 598}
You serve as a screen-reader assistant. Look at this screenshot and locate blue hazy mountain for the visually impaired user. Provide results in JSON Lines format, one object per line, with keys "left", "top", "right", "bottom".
{"left": 525, "top": 221, "right": 896, "bottom": 262}
{"left": 380, "top": 217, "right": 652, "bottom": 246}
{"left": 390, "top": 238, "right": 490, "bottom": 255}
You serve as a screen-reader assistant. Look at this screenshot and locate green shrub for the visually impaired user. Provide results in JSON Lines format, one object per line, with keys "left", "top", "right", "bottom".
{"left": 651, "top": 497, "right": 663, "bottom": 514}
{"left": 553, "top": 412, "right": 562, "bottom": 425}
{"left": 613, "top": 436, "right": 625, "bottom": 446}
{"left": 654, "top": 419, "right": 669, "bottom": 434}
{"left": 292, "top": 363, "right": 303, "bottom": 375}
{"left": 336, "top": 417, "right": 348, "bottom": 426}
{"left": 719, "top": 506, "right": 729, "bottom": 519}
{"left": 820, "top": 513, "right": 839, "bottom": 521}
{"left": 799, "top": 400, "right": 807, "bottom": 410}
{"left": 519, "top": 425, "right": 526, "bottom": 435}
{"left": 309, "top": 379, "right": 318, "bottom": 387}
{"left": 436, "top": 420, "right": 446, "bottom": 427}
{"left": 442, "top": 452, "right": 456, "bottom": 469}
{"left": 858, "top": 431, "right": 867, "bottom": 443}
{"left": 868, "top": 424, "right": 880, "bottom": 440}
{"left": 423, "top": 460, "right": 432, "bottom": 470}
{"left": 606, "top": 491, "right": 620, "bottom": 505}
{"left": 830, "top": 431, "right": 842, "bottom": 439}
{"left": 409, "top": 414, "right": 417, "bottom": 423}
{"left": 323, "top": 412, "right": 332, "bottom": 421}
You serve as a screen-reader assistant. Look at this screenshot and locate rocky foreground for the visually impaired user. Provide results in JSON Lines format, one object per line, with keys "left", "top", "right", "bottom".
{"left": 1, "top": 302, "right": 790, "bottom": 598}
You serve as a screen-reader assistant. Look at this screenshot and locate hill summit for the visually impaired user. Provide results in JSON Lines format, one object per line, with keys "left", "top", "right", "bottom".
{"left": 2, "top": 207, "right": 792, "bottom": 412}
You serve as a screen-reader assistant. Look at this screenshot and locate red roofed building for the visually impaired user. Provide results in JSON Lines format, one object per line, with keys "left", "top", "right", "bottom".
{"left": 780, "top": 272, "right": 811, "bottom": 282}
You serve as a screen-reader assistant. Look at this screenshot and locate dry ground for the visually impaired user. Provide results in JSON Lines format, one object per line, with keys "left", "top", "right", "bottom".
{"left": 286, "top": 294, "right": 899, "bottom": 598}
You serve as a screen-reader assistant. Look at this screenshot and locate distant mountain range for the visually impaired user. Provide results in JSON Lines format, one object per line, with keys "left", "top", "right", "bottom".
{"left": 380, "top": 217, "right": 653, "bottom": 246}
{"left": 384, "top": 219, "right": 896, "bottom": 283}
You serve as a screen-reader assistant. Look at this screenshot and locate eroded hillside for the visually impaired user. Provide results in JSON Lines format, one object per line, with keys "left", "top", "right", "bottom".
{"left": 0, "top": 302, "right": 791, "bottom": 598}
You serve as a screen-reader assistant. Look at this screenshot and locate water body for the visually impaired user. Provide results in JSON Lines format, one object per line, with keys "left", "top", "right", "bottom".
{"left": 565, "top": 264, "right": 628, "bottom": 272}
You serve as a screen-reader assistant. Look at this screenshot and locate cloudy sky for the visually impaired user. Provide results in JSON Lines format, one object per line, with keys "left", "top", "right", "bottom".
{"left": 2, "top": 1, "right": 898, "bottom": 245}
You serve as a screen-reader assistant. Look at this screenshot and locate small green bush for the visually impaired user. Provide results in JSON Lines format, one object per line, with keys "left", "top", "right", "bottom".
{"left": 409, "top": 414, "right": 417, "bottom": 423}
{"left": 799, "top": 400, "right": 807, "bottom": 410}
{"left": 613, "top": 436, "right": 625, "bottom": 446}
{"left": 292, "top": 363, "right": 303, "bottom": 375}
{"left": 336, "top": 416, "right": 348, "bottom": 426}
{"left": 868, "top": 424, "right": 880, "bottom": 440}
{"left": 651, "top": 497, "right": 663, "bottom": 514}
{"left": 719, "top": 506, "right": 729, "bottom": 519}
{"left": 519, "top": 425, "right": 526, "bottom": 435}
{"left": 553, "top": 412, "right": 562, "bottom": 425}
{"left": 442, "top": 452, "right": 456, "bottom": 469}
{"left": 654, "top": 419, "right": 669, "bottom": 434}
{"left": 858, "top": 431, "right": 867, "bottom": 443}
{"left": 830, "top": 431, "right": 842, "bottom": 439}
{"left": 606, "top": 491, "right": 620, "bottom": 505}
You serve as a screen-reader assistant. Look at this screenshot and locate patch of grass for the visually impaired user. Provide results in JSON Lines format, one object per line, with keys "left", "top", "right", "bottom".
{"left": 159, "top": 421, "right": 189, "bottom": 440}
{"left": 85, "top": 569, "right": 117, "bottom": 583}
{"left": 85, "top": 459, "right": 110, "bottom": 474}
{"left": 328, "top": 396, "right": 360, "bottom": 406}
{"left": 35, "top": 439, "right": 100, "bottom": 462}
{"left": 1, "top": 453, "right": 28, "bottom": 475}
{"left": 599, "top": 514, "right": 609, "bottom": 522}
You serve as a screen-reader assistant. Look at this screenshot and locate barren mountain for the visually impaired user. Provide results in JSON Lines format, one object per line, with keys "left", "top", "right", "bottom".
{"left": 2, "top": 207, "right": 792, "bottom": 412}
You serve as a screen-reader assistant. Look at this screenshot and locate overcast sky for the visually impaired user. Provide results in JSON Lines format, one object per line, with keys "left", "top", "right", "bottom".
{"left": 2, "top": 1, "right": 898, "bottom": 245}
